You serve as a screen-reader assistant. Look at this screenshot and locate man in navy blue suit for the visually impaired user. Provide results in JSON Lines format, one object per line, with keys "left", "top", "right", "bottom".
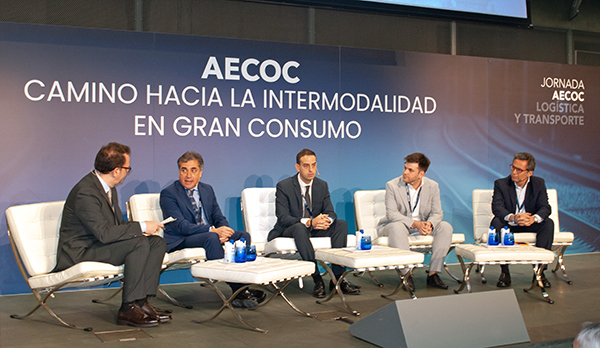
{"left": 160, "top": 151, "right": 265, "bottom": 308}
{"left": 491, "top": 152, "right": 554, "bottom": 288}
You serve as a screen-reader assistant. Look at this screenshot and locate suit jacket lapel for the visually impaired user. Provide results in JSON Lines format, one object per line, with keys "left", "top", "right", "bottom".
{"left": 524, "top": 179, "right": 533, "bottom": 211}
{"left": 419, "top": 179, "right": 429, "bottom": 218}
{"left": 507, "top": 177, "right": 517, "bottom": 212}
{"left": 197, "top": 183, "right": 210, "bottom": 225}
{"left": 292, "top": 175, "right": 303, "bottom": 212}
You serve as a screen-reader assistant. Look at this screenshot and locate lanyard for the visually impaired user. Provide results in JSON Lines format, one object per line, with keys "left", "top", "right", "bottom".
{"left": 405, "top": 184, "right": 422, "bottom": 215}
{"left": 516, "top": 197, "right": 525, "bottom": 212}
{"left": 515, "top": 183, "right": 527, "bottom": 213}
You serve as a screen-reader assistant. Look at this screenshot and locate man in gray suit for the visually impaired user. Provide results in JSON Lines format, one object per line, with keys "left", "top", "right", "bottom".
{"left": 54, "top": 142, "right": 168, "bottom": 327}
{"left": 377, "top": 153, "right": 452, "bottom": 290}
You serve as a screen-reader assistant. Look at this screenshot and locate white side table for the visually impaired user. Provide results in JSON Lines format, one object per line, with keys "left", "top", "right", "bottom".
{"left": 454, "top": 244, "right": 556, "bottom": 303}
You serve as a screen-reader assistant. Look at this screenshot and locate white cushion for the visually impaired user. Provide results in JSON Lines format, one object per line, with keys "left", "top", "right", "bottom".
{"left": 472, "top": 189, "right": 574, "bottom": 245}
{"left": 242, "top": 187, "right": 355, "bottom": 254}
{"left": 6, "top": 201, "right": 123, "bottom": 291}
{"left": 129, "top": 193, "right": 207, "bottom": 267}
{"left": 128, "top": 193, "right": 164, "bottom": 237}
{"left": 263, "top": 236, "right": 331, "bottom": 255}
{"left": 29, "top": 262, "right": 124, "bottom": 290}
{"left": 6, "top": 201, "right": 66, "bottom": 276}
{"left": 166, "top": 247, "right": 206, "bottom": 265}
{"left": 354, "top": 190, "right": 465, "bottom": 247}
{"left": 455, "top": 244, "right": 555, "bottom": 263}
{"left": 315, "top": 247, "right": 424, "bottom": 269}
{"left": 190, "top": 257, "right": 315, "bottom": 284}
{"left": 241, "top": 188, "right": 278, "bottom": 245}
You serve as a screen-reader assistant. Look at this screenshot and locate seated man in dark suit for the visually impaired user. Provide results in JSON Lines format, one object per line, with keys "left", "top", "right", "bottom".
{"left": 54, "top": 142, "right": 169, "bottom": 328}
{"left": 160, "top": 151, "right": 265, "bottom": 308}
{"left": 268, "top": 149, "right": 360, "bottom": 298}
{"left": 491, "top": 152, "right": 554, "bottom": 288}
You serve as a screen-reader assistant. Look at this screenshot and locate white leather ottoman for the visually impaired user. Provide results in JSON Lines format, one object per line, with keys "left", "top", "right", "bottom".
{"left": 190, "top": 257, "right": 315, "bottom": 333}
{"left": 315, "top": 247, "right": 424, "bottom": 315}
{"left": 454, "top": 244, "right": 556, "bottom": 303}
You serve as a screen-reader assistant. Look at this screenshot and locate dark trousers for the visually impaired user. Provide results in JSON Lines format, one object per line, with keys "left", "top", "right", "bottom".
{"left": 491, "top": 217, "right": 554, "bottom": 250}
{"left": 491, "top": 217, "right": 554, "bottom": 272}
{"left": 280, "top": 219, "right": 348, "bottom": 278}
{"left": 169, "top": 230, "right": 251, "bottom": 292}
{"left": 88, "top": 235, "right": 167, "bottom": 303}
{"left": 168, "top": 230, "right": 250, "bottom": 260}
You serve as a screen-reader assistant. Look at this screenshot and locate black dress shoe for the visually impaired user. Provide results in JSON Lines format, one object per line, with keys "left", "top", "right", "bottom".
{"left": 401, "top": 275, "right": 415, "bottom": 292}
{"left": 497, "top": 272, "right": 511, "bottom": 287}
{"left": 141, "top": 302, "right": 172, "bottom": 323}
{"left": 329, "top": 279, "right": 360, "bottom": 292}
{"left": 330, "top": 279, "right": 361, "bottom": 295}
{"left": 313, "top": 280, "right": 326, "bottom": 298}
{"left": 247, "top": 288, "right": 267, "bottom": 303}
{"left": 232, "top": 289, "right": 259, "bottom": 308}
{"left": 534, "top": 273, "right": 552, "bottom": 288}
{"left": 426, "top": 273, "right": 448, "bottom": 289}
{"left": 117, "top": 303, "right": 159, "bottom": 327}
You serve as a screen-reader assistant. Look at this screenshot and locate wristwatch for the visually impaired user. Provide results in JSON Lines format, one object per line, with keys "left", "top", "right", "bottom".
{"left": 533, "top": 216, "right": 540, "bottom": 223}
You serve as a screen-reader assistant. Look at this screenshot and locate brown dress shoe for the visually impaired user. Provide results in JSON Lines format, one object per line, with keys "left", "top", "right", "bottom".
{"left": 141, "top": 302, "right": 172, "bottom": 323}
{"left": 117, "top": 303, "right": 159, "bottom": 327}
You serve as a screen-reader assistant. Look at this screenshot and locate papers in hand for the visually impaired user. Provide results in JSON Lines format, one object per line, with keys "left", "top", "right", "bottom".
{"left": 161, "top": 216, "right": 176, "bottom": 224}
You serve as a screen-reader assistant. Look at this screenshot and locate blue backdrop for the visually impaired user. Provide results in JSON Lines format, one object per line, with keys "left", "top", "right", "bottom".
{"left": 1, "top": 22, "right": 598, "bottom": 295}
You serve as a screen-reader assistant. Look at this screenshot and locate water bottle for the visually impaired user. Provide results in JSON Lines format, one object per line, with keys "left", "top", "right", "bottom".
{"left": 502, "top": 226, "right": 514, "bottom": 246}
{"left": 235, "top": 238, "right": 247, "bottom": 263}
{"left": 488, "top": 226, "right": 499, "bottom": 246}
{"left": 225, "top": 239, "right": 235, "bottom": 263}
{"left": 356, "top": 230, "right": 364, "bottom": 250}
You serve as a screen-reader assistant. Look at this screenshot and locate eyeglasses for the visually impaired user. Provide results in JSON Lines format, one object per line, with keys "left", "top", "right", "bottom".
{"left": 509, "top": 164, "right": 527, "bottom": 174}
{"left": 121, "top": 166, "right": 132, "bottom": 174}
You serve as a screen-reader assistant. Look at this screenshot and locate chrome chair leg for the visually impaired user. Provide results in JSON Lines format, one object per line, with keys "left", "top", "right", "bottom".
{"left": 552, "top": 246, "right": 572, "bottom": 284}
{"left": 12, "top": 286, "right": 93, "bottom": 331}
{"left": 249, "top": 279, "right": 312, "bottom": 318}
{"left": 524, "top": 265, "right": 554, "bottom": 304}
{"left": 192, "top": 280, "right": 268, "bottom": 333}
{"left": 316, "top": 262, "right": 359, "bottom": 316}
{"left": 454, "top": 255, "right": 474, "bottom": 294}
{"left": 479, "top": 264, "right": 487, "bottom": 283}
{"left": 444, "top": 262, "right": 462, "bottom": 283}
{"left": 157, "top": 285, "right": 193, "bottom": 309}
{"left": 92, "top": 282, "right": 122, "bottom": 303}
{"left": 381, "top": 267, "right": 417, "bottom": 300}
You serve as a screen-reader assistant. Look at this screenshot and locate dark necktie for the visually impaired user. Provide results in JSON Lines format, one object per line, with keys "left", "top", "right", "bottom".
{"left": 186, "top": 188, "right": 204, "bottom": 225}
{"left": 304, "top": 185, "right": 311, "bottom": 218}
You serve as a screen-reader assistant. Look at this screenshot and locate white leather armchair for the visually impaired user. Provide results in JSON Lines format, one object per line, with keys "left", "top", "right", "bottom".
{"left": 6, "top": 201, "right": 124, "bottom": 331}
{"left": 127, "top": 193, "right": 207, "bottom": 308}
{"left": 472, "top": 189, "right": 574, "bottom": 284}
